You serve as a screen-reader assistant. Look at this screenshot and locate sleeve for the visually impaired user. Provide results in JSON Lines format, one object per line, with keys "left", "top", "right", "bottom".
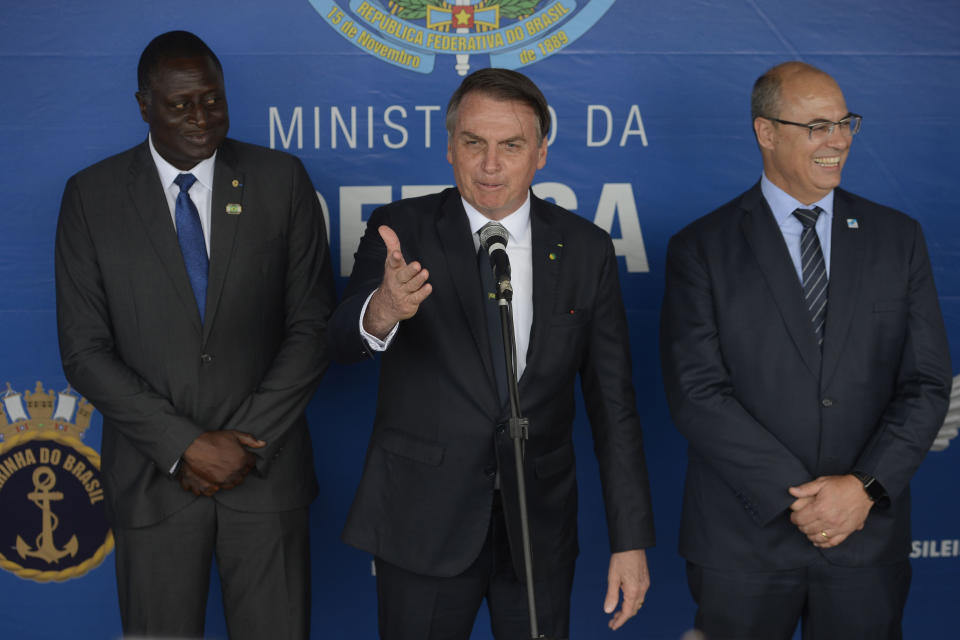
{"left": 580, "top": 236, "right": 656, "bottom": 551}
{"left": 659, "top": 231, "right": 813, "bottom": 525}
{"left": 329, "top": 205, "right": 393, "bottom": 363}
{"left": 852, "top": 220, "right": 952, "bottom": 498}
{"left": 55, "top": 176, "right": 204, "bottom": 473}
{"left": 221, "top": 158, "right": 338, "bottom": 474}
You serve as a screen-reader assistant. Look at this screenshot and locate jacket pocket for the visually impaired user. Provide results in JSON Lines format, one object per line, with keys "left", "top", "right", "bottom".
{"left": 534, "top": 441, "right": 574, "bottom": 478}
{"left": 374, "top": 428, "right": 445, "bottom": 466}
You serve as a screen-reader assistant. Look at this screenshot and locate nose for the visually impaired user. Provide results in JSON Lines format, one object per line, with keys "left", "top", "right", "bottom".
{"left": 188, "top": 102, "right": 208, "bottom": 127}
{"left": 827, "top": 125, "right": 850, "bottom": 149}
{"left": 481, "top": 146, "right": 501, "bottom": 173}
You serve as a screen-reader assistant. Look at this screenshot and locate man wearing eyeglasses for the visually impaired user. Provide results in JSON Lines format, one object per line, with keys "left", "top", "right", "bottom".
{"left": 660, "top": 61, "right": 951, "bottom": 639}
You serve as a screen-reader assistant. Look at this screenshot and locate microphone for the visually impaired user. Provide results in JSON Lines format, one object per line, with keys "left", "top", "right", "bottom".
{"left": 479, "top": 222, "right": 512, "bottom": 301}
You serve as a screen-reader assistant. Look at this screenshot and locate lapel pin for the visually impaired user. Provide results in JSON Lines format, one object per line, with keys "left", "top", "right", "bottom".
{"left": 225, "top": 203, "right": 242, "bottom": 215}
{"left": 231, "top": 179, "right": 240, "bottom": 188}
{"left": 846, "top": 218, "right": 859, "bottom": 229}
{"left": 548, "top": 252, "right": 557, "bottom": 261}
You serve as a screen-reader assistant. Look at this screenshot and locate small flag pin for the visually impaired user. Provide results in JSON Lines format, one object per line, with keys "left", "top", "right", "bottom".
{"left": 846, "top": 218, "right": 859, "bottom": 229}
{"left": 226, "top": 203, "right": 242, "bottom": 215}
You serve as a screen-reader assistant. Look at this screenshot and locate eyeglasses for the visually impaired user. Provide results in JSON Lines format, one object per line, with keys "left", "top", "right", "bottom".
{"left": 765, "top": 113, "right": 862, "bottom": 141}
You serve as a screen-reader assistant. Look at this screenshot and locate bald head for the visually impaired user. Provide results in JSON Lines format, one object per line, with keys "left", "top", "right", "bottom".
{"left": 751, "top": 61, "right": 853, "bottom": 205}
{"left": 751, "top": 61, "right": 838, "bottom": 123}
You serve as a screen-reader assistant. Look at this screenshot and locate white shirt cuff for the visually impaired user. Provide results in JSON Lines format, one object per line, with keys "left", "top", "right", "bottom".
{"left": 359, "top": 289, "right": 399, "bottom": 351}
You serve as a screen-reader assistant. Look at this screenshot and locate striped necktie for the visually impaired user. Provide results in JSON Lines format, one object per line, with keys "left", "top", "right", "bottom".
{"left": 793, "top": 206, "right": 827, "bottom": 347}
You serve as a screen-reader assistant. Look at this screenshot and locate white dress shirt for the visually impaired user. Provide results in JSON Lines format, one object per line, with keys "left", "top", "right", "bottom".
{"left": 148, "top": 134, "right": 217, "bottom": 257}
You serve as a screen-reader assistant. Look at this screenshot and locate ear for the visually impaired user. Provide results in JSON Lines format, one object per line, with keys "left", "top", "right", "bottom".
{"left": 754, "top": 117, "right": 776, "bottom": 151}
{"left": 536, "top": 137, "right": 548, "bottom": 170}
{"left": 135, "top": 90, "right": 150, "bottom": 124}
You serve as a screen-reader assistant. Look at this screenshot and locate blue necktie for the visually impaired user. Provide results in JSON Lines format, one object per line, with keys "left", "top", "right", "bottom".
{"left": 174, "top": 173, "right": 208, "bottom": 323}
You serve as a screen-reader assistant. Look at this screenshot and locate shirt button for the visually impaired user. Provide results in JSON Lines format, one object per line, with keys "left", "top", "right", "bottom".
{"left": 821, "top": 398, "right": 833, "bottom": 407}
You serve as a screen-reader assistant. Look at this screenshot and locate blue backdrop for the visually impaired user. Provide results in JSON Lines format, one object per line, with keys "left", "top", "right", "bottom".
{"left": 1, "top": 1, "right": 957, "bottom": 638}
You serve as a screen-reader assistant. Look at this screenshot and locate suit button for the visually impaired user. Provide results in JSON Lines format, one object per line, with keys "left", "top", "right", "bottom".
{"left": 495, "top": 423, "right": 506, "bottom": 435}
{"left": 200, "top": 353, "right": 213, "bottom": 364}
{"left": 821, "top": 398, "right": 833, "bottom": 407}
{"left": 484, "top": 465, "right": 496, "bottom": 478}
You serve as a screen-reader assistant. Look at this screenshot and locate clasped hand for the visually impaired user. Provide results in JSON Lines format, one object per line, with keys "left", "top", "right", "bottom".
{"left": 179, "top": 430, "right": 266, "bottom": 496}
{"left": 788, "top": 474, "right": 873, "bottom": 549}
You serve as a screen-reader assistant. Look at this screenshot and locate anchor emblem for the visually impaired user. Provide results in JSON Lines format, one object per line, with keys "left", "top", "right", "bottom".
{"left": 15, "top": 466, "right": 79, "bottom": 564}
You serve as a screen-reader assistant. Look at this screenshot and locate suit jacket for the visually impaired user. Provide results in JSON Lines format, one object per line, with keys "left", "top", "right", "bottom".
{"left": 55, "top": 139, "right": 336, "bottom": 529}
{"left": 330, "top": 188, "right": 655, "bottom": 578}
{"left": 659, "top": 182, "right": 951, "bottom": 570}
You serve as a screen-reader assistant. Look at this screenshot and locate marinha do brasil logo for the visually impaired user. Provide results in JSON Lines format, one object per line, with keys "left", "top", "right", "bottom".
{"left": 309, "top": 0, "right": 617, "bottom": 74}
{"left": 0, "top": 382, "right": 112, "bottom": 582}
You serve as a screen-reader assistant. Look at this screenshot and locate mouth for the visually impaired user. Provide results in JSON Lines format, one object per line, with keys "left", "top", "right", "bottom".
{"left": 184, "top": 131, "right": 213, "bottom": 146}
{"left": 475, "top": 180, "right": 504, "bottom": 192}
{"left": 813, "top": 156, "right": 841, "bottom": 168}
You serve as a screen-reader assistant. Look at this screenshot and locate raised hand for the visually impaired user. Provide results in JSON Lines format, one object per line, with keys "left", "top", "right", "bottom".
{"left": 362, "top": 224, "right": 432, "bottom": 339}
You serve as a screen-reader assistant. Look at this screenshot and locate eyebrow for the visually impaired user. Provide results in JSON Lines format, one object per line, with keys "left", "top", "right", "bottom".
{"left": 458, "top": 130, "right": 528, "bottom": 144}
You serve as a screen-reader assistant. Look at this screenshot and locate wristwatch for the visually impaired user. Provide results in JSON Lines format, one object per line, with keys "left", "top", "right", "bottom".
{"left": 851, "top": 470, "right": 887, "bottom": 504}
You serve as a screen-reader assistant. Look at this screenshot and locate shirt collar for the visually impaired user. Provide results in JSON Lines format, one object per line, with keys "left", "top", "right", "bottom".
{"left": 148, "top": 133, "right": 217, "bottom": 192}
{"left": 761, "top": 173, "right": 834, "bottom": 227}
{"left": 461, "top": 192, "right": 532, "bottom": 246}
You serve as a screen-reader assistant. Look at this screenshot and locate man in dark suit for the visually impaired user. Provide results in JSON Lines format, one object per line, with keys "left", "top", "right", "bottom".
{"left": 330, "top": 69, "right": 655, "bottom": 638}
{"left": 55, "top": 31, "right": 335, "bottom": 638}
{"left": 660, "top": 61, "right": 952, "bottom": 639}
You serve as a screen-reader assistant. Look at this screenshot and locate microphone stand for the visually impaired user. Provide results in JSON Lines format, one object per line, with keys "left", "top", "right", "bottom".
{"left": 496, "top": 292, "right": 546, "bottom": 640}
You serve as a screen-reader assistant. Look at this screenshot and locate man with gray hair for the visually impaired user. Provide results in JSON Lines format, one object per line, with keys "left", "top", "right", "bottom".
{"left": 331, "top": 68, "right": 655, "bottom": 638}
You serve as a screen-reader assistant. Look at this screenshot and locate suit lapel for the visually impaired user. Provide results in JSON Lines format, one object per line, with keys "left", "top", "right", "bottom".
{"left": 204, "top": 142, "right": 244, "bottom": 341}
{"left": 435, "top": 192, "right": 497, "bottom": 390}
{"left": 820, "top": 190, "right": 864, "bottom": 389}
{"left": 523, "top": 196, "right": 562, "bottom": 385}
{"left": 739, "top": 185, "right": 822, "bottom": 378}
{"left": 126, "top": 142, "right": 202, "bottom": 332}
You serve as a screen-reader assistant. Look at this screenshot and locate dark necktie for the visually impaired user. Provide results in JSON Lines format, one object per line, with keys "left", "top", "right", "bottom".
{"left": 793, "top": 207, "right": 827, "bottom": 347}
{"left": 478, "top": 227, "right": 508, "bottom": 408}
{"left": 174, "top": 173, "right": 209, "bottom": 323}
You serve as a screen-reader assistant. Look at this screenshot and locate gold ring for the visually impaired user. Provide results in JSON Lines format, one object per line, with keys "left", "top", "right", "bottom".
{"left": 820, "top": 531, "right": 829, "bottom": 540}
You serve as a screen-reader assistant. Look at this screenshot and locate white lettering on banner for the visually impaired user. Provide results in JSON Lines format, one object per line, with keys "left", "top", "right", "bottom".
{"left": 332, "top": 183, "right": 649, "bottom": 277}
{"left": 272, "top": 105, "right": 445, "bottom": 151}
{"left": 592, "top": 184, "right": 649, "bottom": 272}
{"left": 269, "top": 105, "right": 647, "bottom": 149}
{"left": 415, "top": 106, "right": 441, "bottom": 148}
{"left": 532, "top": 182, "right": 577, "bottom": 211}
{"left": 911, "top": 539, "right": 960, "bottom": 559}
{"left": 269, "top": 106, "right": 303, "bottom": 149}
{"left": 587, "top": 105, "right": 613, "bottom": 147}
{"left": 383, "top": 106, "right": 408, "bottom": 149}
{"left": 620, "top": 104, "right": 649, "bottom": 147}
{"left": 547, "top": 106, "right": 558, "bottom": 146}
{"left": 587, "top": 104, "right": 649, "bottom": 147}
{"left": 331, "top": 106, "right": 358, "bottom": 149}
{"left": 339, "top": 186, "right": 392, "bottom": 275}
